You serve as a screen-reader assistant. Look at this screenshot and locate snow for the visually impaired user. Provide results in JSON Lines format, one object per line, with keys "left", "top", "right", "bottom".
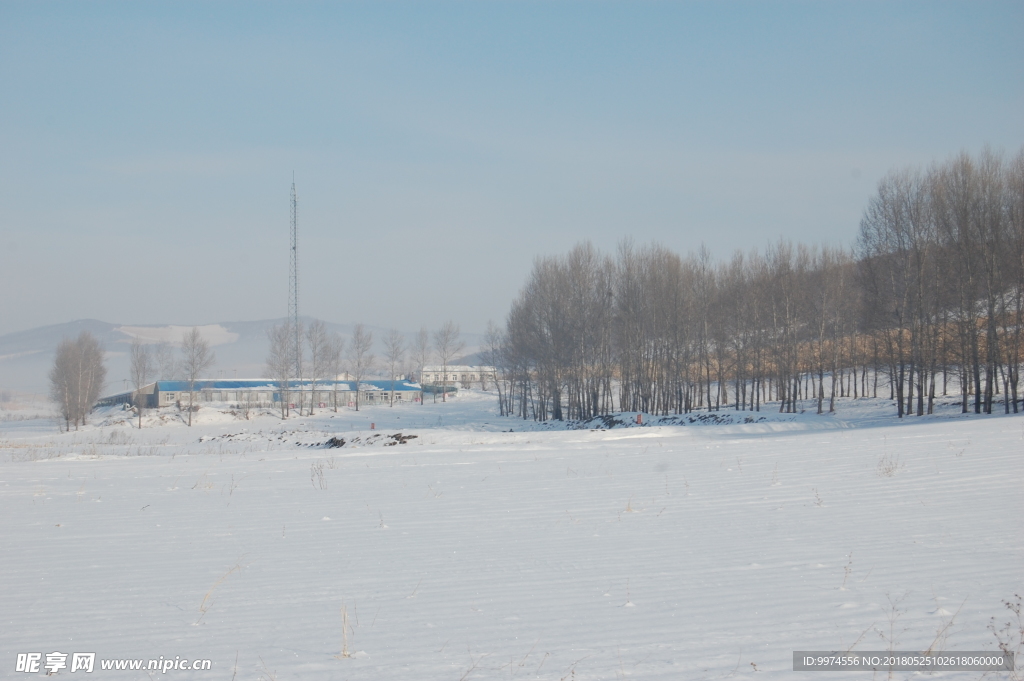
{"left": 1, "top": 391, "right": 1021, "bottom": 679}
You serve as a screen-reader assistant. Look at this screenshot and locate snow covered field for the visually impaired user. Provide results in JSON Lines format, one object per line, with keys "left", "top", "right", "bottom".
{"left": 1, "top": 391, "right": 1021, "bottom": 680}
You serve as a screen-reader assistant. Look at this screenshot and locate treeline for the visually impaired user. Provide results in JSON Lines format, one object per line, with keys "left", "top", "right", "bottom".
{"left": 488, "top": 148, "right": 1024, "bottom": 420}
{"left": 265, "top": 318, "right": 465, "bottom": 416}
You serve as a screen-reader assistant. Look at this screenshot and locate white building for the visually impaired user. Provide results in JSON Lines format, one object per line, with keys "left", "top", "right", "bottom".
{"left": 419, "top": 365, "right": 496, "bottom": 390}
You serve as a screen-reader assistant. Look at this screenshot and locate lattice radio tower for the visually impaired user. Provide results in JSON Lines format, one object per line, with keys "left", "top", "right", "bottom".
{"left": 288, "top": 174, "right": 302, "bottom": 384}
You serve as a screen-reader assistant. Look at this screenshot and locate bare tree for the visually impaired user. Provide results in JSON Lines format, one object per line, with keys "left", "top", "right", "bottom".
{"left": 49, "top": 331, "right": 106, "bottom": 431}
{"left": 481, "top": 320, "right": 507, "bottom": 413}
{"left": 129, "top": 336, "right": 152, "bottom": 428}
{"left": 382, "top": 329, "right": 406, "bottom": 406}
{"left": 433, "top": 321, "right": 464, "bottom": 403}
{"left": 76, "top": 332, "right": 106, "bottom": 426}
{"left": 292, "top": 320, "right": 306, "bottom": 415}
{"left": 305, "top": 319, "right": 329, "bottom": 415}
{"left": 153, "top": 341, "right": 178, "bottom": 380}
{"left": 326, "top": 332, "right": 345, "bottom": 412}
{"left": 266, "top": 323, "right": 294, "bottom": 418}
{"left": 347, "top": 324, "right": 375, "bottom": 411}
{"left": 50, "top": 337, "right": 77, "bottom": 431}
{"left": 413, "top": 327, "right": 431, "bottom": 405}
{"left": 180, "top": 327, "right": 215, "bottom": 426}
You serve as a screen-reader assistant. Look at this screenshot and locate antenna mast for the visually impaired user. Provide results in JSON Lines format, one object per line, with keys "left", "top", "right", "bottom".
{"left": 289, "top": 175, "right": 302, "bottom": 393}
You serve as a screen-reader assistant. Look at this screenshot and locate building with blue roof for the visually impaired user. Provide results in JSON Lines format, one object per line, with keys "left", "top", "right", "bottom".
{"left": 97, "top": 378, "right": 424, "bottom": 409}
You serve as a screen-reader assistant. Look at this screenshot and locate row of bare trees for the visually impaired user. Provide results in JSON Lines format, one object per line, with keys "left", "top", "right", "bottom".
{"left": 381, "top": 322, "right": 464, "bottom": 405}
{"left": 266, "top": 320, "right": 347, "bottom": 416}
{"left": 860, "top": 148, "right": 1024, "bottom": 416}
{"left": 128, "top": 327, "right": 215, "bottom": 426}
{"left": 50, "top": 325, "right": 215, "bottom": 429}
{"left": 264, "top": 319, "right": 465, "bottom": 415}
{"left": 495, "top": 147, "right": 1024, "bottom": 421}
{"left": 49, "top": 319, "right": 466, "bottom": 426}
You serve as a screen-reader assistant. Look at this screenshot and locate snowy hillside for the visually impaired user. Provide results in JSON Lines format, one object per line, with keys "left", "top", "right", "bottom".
{"left": 1, "top": 391, "right": 1021, "bottom": 679}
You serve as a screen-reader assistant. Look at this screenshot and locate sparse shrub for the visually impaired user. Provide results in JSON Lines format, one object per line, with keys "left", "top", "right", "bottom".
{"left": 989, "top": 594, "right": 1024, "bottom": 680}
{"left": 311, "top": 460, "right": 326, "bottom": 489}
{"left": 877, "top": 452, "right": 904, "bottom": 477}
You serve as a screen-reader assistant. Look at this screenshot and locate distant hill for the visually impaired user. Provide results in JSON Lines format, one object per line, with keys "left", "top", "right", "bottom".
{"left": 0, "top": 319, "right": 483, "bottom": 395}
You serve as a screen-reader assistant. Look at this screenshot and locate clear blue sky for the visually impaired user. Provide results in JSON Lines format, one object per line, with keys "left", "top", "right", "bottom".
{"left": 1, "top": 1, "right": 1021, "bottom": 337}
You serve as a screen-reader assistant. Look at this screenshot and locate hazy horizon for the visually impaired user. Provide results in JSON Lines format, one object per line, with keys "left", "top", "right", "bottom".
{"left": 2, "top": 1, "right": 1021, "bottom": 338}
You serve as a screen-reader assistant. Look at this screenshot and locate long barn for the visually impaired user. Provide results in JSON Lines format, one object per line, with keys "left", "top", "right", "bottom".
{"left": 97, "top": 379, "right": 423, "bottom": 409}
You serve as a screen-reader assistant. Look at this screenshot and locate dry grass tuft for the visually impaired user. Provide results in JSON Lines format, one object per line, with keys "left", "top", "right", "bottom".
{"left": 195, "top": 561, "right": 244, "bottom": 625}
{"left": 877, "top": 452, "right": 904, "bottom": 477}
{"left": 334, "top": 601, "right": 354, "bottom": 659}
